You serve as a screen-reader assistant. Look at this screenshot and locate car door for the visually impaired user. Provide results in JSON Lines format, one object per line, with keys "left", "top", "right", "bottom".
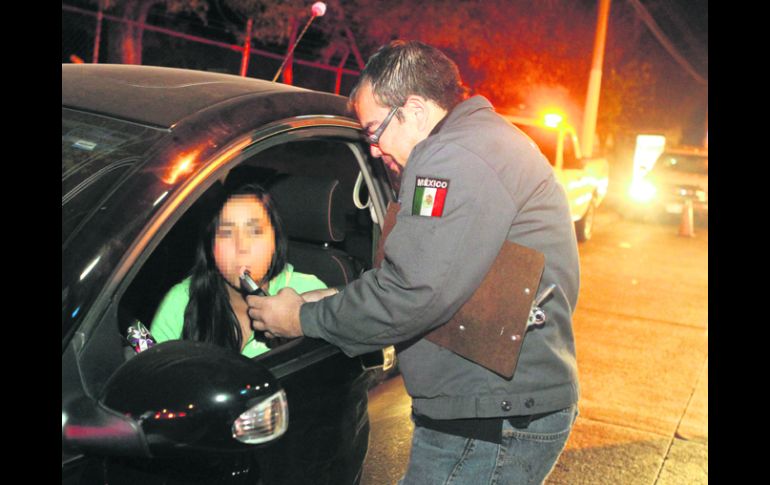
{"left": 207, "top": 129, "right": 392, "bottom": 484}
{"left": 63, "top": 119, "right": 392, "bottom": 485}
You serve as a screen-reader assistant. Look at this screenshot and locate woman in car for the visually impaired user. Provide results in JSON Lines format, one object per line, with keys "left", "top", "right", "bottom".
{"left": 150, "top": 182, "right": 327, "bottom": 357}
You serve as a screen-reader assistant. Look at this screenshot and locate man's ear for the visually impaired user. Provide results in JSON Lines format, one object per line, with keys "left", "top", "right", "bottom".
{"left": 404, "top": 95, "right": 429, "bottom": 131}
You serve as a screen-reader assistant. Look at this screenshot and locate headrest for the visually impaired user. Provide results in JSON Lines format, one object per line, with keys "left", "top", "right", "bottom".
{"left": 268, "top": 175, "right": 346, "bottom": 243}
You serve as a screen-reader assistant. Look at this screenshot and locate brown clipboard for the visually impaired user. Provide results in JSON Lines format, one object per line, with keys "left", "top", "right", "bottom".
{"left": 374, "top": 201, "right": 545, "bottom": 379}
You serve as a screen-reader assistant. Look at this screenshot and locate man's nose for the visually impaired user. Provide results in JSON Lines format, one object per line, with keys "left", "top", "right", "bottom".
{"left": 370, "top": 145, "right": 383, "bottom": 158}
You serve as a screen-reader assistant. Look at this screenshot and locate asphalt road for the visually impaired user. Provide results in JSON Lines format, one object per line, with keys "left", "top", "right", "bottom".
{"left": 361, "top": 202, "right": 709, "bottom": 485}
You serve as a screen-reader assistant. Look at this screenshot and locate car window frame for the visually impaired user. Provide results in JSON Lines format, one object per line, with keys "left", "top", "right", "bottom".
{"left": 63, "top": 116, "right": 390, "bottom": 471}
{"left": 74, "top": 119, "right": 353, "bottom": 343}
{"left": 70, "top": 117, "right": 386, "bottom": 387}
{"left": 115, "top": 119, "right": 386, "bottom": 298}
{"left": 112, "top": 122, "right": 388, "bottom": 298}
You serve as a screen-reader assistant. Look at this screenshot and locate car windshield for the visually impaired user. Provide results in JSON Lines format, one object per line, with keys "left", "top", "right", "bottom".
{"left": 62, "top": 108, "right": 167, "bottom": 244}
{"left": 514, "top": 124, "right": 557, "bottom": 166}
{"left": 653, "top": 153, "right": 708, "bottom": 176}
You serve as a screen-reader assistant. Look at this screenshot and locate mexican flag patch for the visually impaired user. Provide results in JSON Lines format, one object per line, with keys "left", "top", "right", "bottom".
{"left": 412, "top": 176, "right": 450, "bottom": 217}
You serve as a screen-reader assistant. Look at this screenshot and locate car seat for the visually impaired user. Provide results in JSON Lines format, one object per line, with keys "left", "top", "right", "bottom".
{"left": 268, "top": 175, "right": 365, "bottom": 288}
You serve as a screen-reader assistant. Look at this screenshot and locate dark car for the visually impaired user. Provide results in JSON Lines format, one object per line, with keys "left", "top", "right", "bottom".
{"left": 62, "top": 64, "right": 398, "bottom": 485}
{"left": 625, "top": 149, "right": 708, "bottom": 224}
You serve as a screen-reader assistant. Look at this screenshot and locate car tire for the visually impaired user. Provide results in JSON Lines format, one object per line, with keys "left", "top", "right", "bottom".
{"left": 575, "top": 198, "right": 595, "bottom": 242}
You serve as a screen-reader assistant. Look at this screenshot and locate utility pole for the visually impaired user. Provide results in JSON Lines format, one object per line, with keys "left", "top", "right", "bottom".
{"left": 582, "top": 0, "right": 611, "bottom": 157}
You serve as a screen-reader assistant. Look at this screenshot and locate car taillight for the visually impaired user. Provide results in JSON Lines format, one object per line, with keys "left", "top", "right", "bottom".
{"left": 232, "top": 390, "right": 288, "bottom": 444}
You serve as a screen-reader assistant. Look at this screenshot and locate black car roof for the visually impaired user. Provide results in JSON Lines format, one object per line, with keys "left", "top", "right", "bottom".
{"left": 62, "top": 64, "right": 345, "bottom": 128}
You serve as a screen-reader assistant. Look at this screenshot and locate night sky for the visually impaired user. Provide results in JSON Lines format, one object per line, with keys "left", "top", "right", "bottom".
{"left": 61, "top": 0, "right": 708, "bottom": 145}
{"left": 640, "top": 0, "right": 707, "bottom": 145}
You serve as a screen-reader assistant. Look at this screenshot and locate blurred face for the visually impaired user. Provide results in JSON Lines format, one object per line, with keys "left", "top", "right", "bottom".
{"left": 214, "top": 194, "right": 276, "bottom": 290}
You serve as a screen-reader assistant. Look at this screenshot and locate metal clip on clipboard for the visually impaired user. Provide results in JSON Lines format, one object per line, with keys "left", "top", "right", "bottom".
{"left": 527, "top": 283, "right": 557, "bottom": 328}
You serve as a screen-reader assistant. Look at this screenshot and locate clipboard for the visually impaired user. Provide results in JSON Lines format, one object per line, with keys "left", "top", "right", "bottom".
{"left": 375, "top": 202, "right": 545, "bottom": 379}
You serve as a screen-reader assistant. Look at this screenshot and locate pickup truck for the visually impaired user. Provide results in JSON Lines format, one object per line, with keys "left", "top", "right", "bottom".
{"left": 502, "top": 114, "right": 610, "bottom": 242}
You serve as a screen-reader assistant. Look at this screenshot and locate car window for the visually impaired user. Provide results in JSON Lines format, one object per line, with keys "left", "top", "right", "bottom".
{"left": 246, "top": 140, "right": 359, "bottom": 200}
{"left": 62, "top": 108, "right": 166, "bottom": 243}
{"left": 119, "top": 137, "right": 379, "bottom": 358}
{"left": 654, "top": 154, "right": 708, "bottom": 176}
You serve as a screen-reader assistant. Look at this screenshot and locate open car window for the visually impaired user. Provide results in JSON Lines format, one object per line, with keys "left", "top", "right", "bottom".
{"left": 118, "top": 137, "right": 379, "bottom": 358}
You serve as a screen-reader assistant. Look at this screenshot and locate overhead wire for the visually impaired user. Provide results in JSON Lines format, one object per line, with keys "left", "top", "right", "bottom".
{"left": 656, "top": 0, "right": 708, "bottom": 66}
{"left": 626, "top": 0, "right": 707, "bottom": 85}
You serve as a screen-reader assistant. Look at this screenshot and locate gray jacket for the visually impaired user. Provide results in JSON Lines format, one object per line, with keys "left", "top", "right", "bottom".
{"left": 301, "top": 96, "right": 580, "bottom": 418}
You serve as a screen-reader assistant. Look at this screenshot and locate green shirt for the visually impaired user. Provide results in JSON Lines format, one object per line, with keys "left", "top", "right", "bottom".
{"left": 150, "top": 264, "right": 326, "bottom": 358}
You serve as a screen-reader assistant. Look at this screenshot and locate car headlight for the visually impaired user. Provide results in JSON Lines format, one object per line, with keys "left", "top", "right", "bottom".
{"left": 629, "top": 180, "right": 657, "bottom": 203}
{"left": 232, "top": 390, "right": 288, "bottom": 444}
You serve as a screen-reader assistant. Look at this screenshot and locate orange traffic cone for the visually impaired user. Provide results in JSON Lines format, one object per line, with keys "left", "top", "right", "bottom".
{"left": 678, "top": 198, "right": 695, "bottom": 237}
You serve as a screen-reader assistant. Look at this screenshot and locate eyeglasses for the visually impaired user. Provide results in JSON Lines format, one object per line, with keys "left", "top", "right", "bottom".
{"left": 366, "top": 106, "right": 400, "bottom": 146}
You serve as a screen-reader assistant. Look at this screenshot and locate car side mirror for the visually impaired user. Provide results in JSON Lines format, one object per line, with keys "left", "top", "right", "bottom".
{"left": 63, "top": 341, "right": 288, "bottom": 458}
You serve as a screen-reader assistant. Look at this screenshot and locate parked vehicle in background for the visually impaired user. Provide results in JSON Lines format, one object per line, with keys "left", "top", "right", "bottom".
{"left": 625, "top": 148, "right": 708, "bottom": 224}
{"left": 502, "top": 113, "right": 610, "bottom": 242}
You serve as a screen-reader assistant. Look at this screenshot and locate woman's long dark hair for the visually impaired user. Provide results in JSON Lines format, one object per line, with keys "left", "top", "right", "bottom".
{"left": 181, "top": 182, "right": 288, "bottom": 351}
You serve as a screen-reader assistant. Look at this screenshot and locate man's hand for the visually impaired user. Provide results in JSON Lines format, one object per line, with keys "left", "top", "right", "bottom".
{"left": 247, "top": 287, "right": 304, "bottom": 338}
{"left": 300, "top": 287, "right": 339, "bottom": 303}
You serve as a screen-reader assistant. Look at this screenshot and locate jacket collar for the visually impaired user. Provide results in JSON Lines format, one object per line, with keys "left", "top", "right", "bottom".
{"left": 428, "top": 95, "right": 493, "bottom": 137}
{"left": 404, "top": 96, "right": 494, "bottom": 174}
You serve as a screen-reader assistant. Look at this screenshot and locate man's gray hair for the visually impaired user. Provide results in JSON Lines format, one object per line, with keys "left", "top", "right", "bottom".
{"left": 349, "top": 40, "right": 469, "bottom": 117}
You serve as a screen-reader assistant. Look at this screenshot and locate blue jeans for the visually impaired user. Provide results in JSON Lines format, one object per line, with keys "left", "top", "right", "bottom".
{"left": 398, "top": 404, "right": 578, "bottom": 485}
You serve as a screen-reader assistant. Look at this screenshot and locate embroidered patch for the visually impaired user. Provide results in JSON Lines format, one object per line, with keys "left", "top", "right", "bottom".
{"left": 412, "top": 176, "right": 450, "bottom": 217}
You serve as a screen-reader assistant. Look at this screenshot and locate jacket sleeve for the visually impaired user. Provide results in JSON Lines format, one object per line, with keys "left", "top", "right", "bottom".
{"left": 300, "top": 141, "right": 518, "bottom": 356}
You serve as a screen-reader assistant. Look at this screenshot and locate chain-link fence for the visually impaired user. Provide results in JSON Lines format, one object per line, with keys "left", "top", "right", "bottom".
{"left": 62, "top": 3, "right": 362, "bottom": 95}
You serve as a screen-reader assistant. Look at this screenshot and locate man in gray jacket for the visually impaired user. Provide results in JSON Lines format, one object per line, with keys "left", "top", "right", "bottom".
{"left": 250, "top": 40, "right": 580, "bottom": 484}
